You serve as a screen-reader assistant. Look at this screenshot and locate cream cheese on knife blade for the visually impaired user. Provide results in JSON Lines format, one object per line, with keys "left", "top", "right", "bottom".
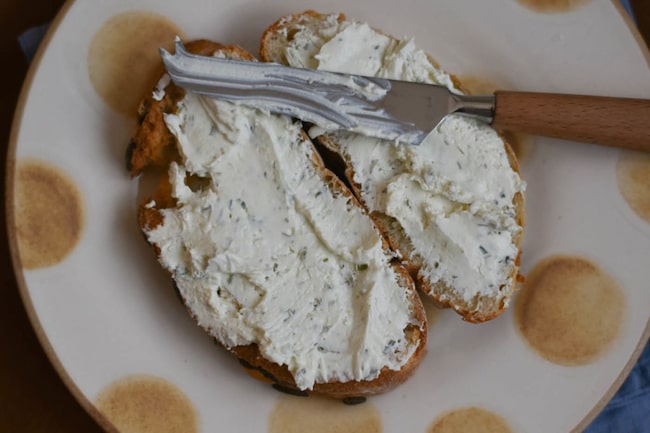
{"left": 160, "top": 39, "right": 430, "bottom": 144}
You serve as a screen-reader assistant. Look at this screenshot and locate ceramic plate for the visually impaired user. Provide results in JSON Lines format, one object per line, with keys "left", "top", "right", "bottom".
{"left": 7, "top": 0, "right": 650, "bottom": 432}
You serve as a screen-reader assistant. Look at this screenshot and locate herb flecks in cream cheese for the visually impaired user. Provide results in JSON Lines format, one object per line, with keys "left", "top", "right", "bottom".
{"left": 145, "top": 86, "right": 417, "bottom": 390}
{"left": 284, "top": 18, "right": 525, "bottom": 308}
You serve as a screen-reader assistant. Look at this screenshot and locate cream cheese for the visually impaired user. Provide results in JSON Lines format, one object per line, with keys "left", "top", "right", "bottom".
{"left": 284, "top": 17, "right": 525, "bottom": 307}
{"left": 144, "top": 88, "right": 419, "bottom": 390}
{"left": 152, "top": 74, "right": 171, "bottom": 101}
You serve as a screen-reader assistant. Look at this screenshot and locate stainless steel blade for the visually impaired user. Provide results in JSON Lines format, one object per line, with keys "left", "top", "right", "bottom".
{"left": 160, "top": 38, "right": 495, "bottom": 145}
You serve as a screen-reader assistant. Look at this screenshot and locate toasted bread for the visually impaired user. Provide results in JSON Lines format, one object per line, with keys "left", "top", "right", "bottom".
{"left": 260, "top": 11, "right": 526, "bottom": 323}
{"left": 129, "top": 40, "right": 427, "bottom": 398}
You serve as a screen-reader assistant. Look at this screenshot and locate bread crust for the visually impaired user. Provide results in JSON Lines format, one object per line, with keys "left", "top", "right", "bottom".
{"left": 231, "top": 262, "right": 426, "bottom": 398}
{"left": 130, "top": 40, "right": 427, "bottom": 398}
{"left": 260, "top": 11, "right": 526, "bottom": 323}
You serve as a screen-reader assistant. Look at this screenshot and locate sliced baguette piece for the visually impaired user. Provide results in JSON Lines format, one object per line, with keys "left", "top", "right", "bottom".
{"left": 260, "top": 11, "right": 526, "bottom": 323}
{"left": 129, "top": 40, "right": 427, "bottom": 398}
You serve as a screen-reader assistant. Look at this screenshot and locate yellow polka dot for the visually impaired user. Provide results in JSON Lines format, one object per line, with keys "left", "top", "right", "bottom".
{"left": 269, "top": 396, "right": 382, "bottom": 433}
{"left": 428, "top": 407, "right": 514, "bottom": 433}
{"left": 515, "top": 0, "right": 592, "bottom": 13}
{"left": 88, "top": 11, "right": 184, "bottom": 116}
{"left": 96, "top": 375, "right": 198, "bottom": 433}
{"left": 457, "top": 75, "right": 500, "bottom": 96}
{"left": 515, "top": 255, "right": 625, "bottom": 365}
{"left": 15, "top": 160, "right": 84, "bottom": 269}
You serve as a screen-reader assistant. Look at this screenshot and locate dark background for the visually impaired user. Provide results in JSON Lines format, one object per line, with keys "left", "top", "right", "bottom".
{"left": 1, "top": 1, "right": 648, "bottom": 431}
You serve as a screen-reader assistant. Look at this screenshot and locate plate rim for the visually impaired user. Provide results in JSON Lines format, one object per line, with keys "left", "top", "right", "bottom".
{"left": 4, "top": 1, "right": 649, "bottom": 432}
{"left": 5, "top": 0, "right": 118, "bottom": 431}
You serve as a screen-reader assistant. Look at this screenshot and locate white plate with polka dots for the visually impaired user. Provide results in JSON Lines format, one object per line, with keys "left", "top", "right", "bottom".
{"left": 7, "top": 0, "right": 650, "bottom": 432}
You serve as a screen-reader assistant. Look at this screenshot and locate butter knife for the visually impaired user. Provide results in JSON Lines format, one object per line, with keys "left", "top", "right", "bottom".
{"left": 161, "top": 39, "right": 650, "bottom": 152}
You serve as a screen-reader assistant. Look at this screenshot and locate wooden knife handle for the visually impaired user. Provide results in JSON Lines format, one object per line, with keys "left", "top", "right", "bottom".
{"left": 492, "top": 91, "right": 650, "bottom": 152}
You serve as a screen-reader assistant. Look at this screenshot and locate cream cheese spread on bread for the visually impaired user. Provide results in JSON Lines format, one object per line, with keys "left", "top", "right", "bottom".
{"left": 143, "top": 90, "right": 419, "bottom": 390}
{"left": 281, "top": 17, "right": 525, "bottom": 306}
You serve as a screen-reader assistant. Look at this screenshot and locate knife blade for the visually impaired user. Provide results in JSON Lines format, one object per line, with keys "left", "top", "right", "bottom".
{"left": 160, "top": 38, "right": 650, "bottom": 152}
{"left": 159, "top": 38, "right": 494, "bottom": 146}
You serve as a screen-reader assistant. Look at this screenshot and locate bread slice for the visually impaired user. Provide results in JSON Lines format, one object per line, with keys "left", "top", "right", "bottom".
{"left": 129, "top": 40, "right": 427, "bottom": 398}
{"left": 260, "top": 11, "right": 526, "bottom": 323}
